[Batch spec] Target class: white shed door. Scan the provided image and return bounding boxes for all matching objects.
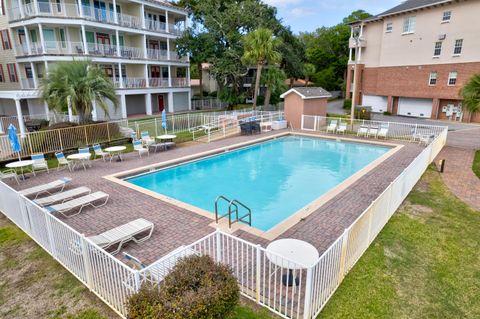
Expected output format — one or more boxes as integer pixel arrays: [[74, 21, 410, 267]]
[[397, 98, 432, 118], [362, 95, 388, 113]]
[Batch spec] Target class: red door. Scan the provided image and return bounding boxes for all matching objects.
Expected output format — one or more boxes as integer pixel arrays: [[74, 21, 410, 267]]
[[158, 95, 164, 112]]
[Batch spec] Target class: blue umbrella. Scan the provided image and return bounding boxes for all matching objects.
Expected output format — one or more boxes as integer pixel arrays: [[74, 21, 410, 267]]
[[7, 124, 21, 160], [161, 109, 167, 133]]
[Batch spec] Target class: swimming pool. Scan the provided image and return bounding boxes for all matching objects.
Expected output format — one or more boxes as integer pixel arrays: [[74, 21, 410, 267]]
[[125, 136, 391, 232]]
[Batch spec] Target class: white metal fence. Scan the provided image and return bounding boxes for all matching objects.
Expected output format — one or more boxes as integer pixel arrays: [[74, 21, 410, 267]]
[[191, 99, 230, 110], [0, 116, 447, 319]]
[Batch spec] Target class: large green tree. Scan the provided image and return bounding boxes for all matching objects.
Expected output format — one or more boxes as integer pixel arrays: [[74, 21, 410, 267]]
[[460, 74, 480, 116], [40, 60, 118, 123], [242, 28, 282, 109], [302, 63, 316, 87], [261, 66, 287, 107]]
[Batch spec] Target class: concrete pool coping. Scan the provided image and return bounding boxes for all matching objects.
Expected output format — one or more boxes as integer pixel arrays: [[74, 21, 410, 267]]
[[105, 131, 403, 240]]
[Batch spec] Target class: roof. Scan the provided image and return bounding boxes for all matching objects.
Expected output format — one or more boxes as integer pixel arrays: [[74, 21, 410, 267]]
[[284, 79, 315, 87], [280, 87, 332, 100], [190, 79, 200, 86]]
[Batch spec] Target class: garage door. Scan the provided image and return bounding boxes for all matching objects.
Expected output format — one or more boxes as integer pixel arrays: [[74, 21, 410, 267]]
[[362, 95, 388, 113], [397, 98, 432, 118]]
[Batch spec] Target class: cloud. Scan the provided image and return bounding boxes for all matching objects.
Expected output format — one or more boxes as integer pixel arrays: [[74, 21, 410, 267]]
[[291, 7, 315, 17], [263, 0, 301, 8]]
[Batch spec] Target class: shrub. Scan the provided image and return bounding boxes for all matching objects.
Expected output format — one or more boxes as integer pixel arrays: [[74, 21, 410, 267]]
[[355, 106, 371, 120], [343, 99, 352, 110], [383, 111, 392, 116], [127, 255, 239, 319]]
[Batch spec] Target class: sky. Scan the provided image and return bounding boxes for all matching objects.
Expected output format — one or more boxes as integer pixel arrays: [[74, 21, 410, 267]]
[[263, 0, 405, 33]]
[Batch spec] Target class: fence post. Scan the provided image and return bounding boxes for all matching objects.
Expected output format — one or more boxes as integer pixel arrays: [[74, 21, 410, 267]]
[[44, 214, 58, 258], [58, 129, 64, 150], [313, 116, 317, 131], [106, 122, 111, 141], [134, 271, 141, 292], [255, 244, 261, 303], [215, 229, 221, 263], [366, 208, 374, 244], [27, 133, 34, 156], [338, 228, 349, 284], [154, 118, 158, 136], [135, 123, 140, 137], [84, 126, 88, 145], [172, 115, 175, 132], [187, 113, 190, 130], [303, 266, 314, 319], [301, 115, 304, 130], [80, 236, 94, 290]]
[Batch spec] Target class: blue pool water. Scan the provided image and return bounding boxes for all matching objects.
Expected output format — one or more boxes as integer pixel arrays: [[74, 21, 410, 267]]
[[126, 136, 390, 231]]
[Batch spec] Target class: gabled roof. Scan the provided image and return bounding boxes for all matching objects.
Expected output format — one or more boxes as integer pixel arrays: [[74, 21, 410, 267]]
[[280, 87, 331, 100], [378, 0, 452, 17]]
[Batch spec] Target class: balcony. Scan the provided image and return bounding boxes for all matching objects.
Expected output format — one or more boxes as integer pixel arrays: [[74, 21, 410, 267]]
[[123, 77, 147, 88], [171, 77, 188, 87], [147, 48, 168, 60], [149, 78, 169, 87], [169, 51, 189, 63], [8, 3, 185, 37], [349, 37, 367, 49], [119, 46, 144, 59], [20, 78, 36, 89]]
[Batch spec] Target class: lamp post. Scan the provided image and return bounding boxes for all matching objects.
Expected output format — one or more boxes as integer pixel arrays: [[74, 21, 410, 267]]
[[350, 26, 362, 122]]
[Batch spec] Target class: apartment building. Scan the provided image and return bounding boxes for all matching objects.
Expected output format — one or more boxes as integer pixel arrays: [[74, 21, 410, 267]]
[[346, 0, 480, 123], [0, 0, 190, 124]]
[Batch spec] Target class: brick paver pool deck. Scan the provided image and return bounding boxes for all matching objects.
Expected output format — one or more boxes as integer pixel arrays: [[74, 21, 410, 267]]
[[9, 130, 424, 264]]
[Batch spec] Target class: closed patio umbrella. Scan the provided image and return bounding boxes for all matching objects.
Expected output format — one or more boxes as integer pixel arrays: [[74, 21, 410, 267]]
[[7, 124, 21, 160], [161, 109, 167, 134]]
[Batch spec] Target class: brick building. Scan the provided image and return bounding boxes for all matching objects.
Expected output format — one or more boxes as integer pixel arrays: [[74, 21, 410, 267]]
[[346, 0, 480, 123]]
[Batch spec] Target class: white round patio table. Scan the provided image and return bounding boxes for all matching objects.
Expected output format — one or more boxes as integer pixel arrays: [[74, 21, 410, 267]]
[[266, 239, 319, 286], [105, 146, 127, 162], [67, 153, 92, 171], [6, 160, 34, 179], [156, 134, 177, 142]]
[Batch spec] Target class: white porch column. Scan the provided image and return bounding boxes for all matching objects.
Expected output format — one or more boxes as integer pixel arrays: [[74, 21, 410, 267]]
[[77, 0, 84, 17], [44, 61, 49, 73], [118, 63, 124, 88], [186, 65, 190, 86], [145, 93, 152, 115], [43, 101, 49, 120], [24, 26, 32, 55], [168, 65, 172, 87], [30, 62, 38, 88], [166, 38, 170, 60], [142, 34, 147, 58], [14, 99, 27, 137], [140, 4, 145, 29], [38, 23, 46, 53], [91, 99, 98, 121], [144, 64, 149, 88], [81, 25, 88, 54], [67, 96, 74, 122], [112, 0, 118, 24], [115, 30, 121, 57], [120, 94, 127, 118], [32, 0, 38, 14], [187, 90, 192, 110], [165, 10, 169, 33], [167, 91, 174, 113], [18, 0, 25, 18]]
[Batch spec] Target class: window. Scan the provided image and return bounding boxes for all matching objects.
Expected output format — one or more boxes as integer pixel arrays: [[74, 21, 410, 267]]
[[0, 29, 11, 50], [386, 22, 393, 33], [402, 16, 416, 34], [0, 65, 4, 82], [448, 71, 457, 86], [433, 41, 442, 57], [6, 63, 17, 82], [25, 66, 33, 79], [429, 72, 437, 86], [442, 11, 451, 22], [453, 39, 463, 55]]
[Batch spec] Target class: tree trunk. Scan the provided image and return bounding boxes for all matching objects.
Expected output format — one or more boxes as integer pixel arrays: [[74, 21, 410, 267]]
[[264, 87, 272, 108], [289, 77, 294, 88], [305, 76, 309, 87], [252, 64, 262, 110], [197, 62, 203, 95]]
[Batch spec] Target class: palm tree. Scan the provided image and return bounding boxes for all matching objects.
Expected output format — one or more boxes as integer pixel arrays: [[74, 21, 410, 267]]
[[261, 67, 287, 107], [303, 63, 316, 87], [242, 28, 282, 109], [460, 74, 480, 117], [41, 60, 118, 123]]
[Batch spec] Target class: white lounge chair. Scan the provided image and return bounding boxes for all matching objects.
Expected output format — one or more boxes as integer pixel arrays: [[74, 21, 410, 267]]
[[133, 140, 149, 157], [31, 153, 49, 175], [19, 177, 72, 199], [34, 186, 91, 207], [326, 120, 337, 133], [93, 144, 109, 162], [377, 123, 390, 139], [87, 218, 154, 255], [337, 122, 347, 134], [140, 131, 155, 146], [1, 169, 19, 185], [45, 191, 109, 217], [55, 152, 72, 171], [368, 125, 379, 138], [357, 125, 369, 137]]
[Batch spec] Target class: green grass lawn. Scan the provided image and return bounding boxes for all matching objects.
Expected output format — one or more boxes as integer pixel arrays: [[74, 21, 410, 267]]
[[473, 150, 480, 179], [320, 167, 480, 318], [1, 167, 479, 318]]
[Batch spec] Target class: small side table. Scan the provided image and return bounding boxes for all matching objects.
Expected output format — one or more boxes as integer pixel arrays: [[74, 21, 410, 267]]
[[105, 146, 127, 162], [6, 160, 34, 180]]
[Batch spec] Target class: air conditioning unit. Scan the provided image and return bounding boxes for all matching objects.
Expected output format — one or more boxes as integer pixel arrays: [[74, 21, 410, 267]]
[[438, 34, 446, 40]]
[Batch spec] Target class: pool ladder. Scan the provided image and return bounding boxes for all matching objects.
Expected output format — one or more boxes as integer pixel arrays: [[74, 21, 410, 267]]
[[215, 195, 252, 228]]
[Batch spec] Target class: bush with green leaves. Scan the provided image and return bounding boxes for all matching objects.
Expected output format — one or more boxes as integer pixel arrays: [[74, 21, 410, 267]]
[[343, 99, 352, 110], [127, 255, 239, 319]]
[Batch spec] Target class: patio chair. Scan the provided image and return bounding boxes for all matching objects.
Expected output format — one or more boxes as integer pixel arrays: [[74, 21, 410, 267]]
[[79, 147, 92, 166], [357, 124, 369, 137], [326, 120, 338, 133], [140, 131, 155, 146], [87, 218, 154, 255], [0, 169, 19, 185], [45, 191, 109, 218], [377, 123, 390, 139], [368, 125, 379, 138], [133, 140, 149, 157], [55, 152, 72, 171], [130, 132, 137, 141], [31, 153, 49, 175], [336, 122, 347, 134], [19, 177, 72, 198], [34, 186, 91, 207], [93, 144, 108, 161]]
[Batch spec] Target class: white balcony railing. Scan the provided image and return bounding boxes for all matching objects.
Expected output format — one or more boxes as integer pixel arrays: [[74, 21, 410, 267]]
[[147, 48, 168, 60], [20, 78, 36, 89], [87, 43, 117, 56], [145, 19, 167, 33], [149, 78, 169, 87], [171, 77, 188, 87], [44, 41, 84, 55], [168, 24, 185, 36], [169, 51, 188, 62], [123, 77, 147, 88], [117, 13, 142, 28], [82, 6, 116, 24], [119, 46, 143, 59]]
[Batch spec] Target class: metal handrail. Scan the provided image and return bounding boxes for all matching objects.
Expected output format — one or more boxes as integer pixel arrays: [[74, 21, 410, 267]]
[[230, 199, 251, 227], [215, 195, 252, 228]]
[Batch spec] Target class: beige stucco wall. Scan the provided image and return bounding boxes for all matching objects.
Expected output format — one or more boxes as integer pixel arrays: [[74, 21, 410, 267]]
[[0, 13, 20, 90], [360, 0, 480, 67]]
